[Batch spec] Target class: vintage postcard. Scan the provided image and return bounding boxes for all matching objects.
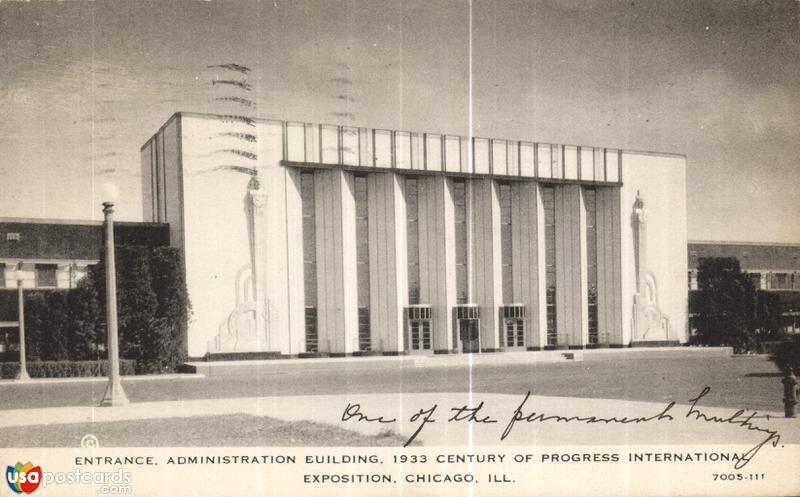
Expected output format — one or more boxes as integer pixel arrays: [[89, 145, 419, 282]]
[[1, 0, 799, 495]]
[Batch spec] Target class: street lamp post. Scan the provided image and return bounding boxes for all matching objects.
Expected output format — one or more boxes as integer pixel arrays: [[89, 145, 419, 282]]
[[99, 201, 129, 406], [14, 266, 30, 381]]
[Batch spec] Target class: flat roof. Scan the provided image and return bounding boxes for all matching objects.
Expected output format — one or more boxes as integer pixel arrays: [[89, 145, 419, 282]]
[[688, 241, 800, 270], [0, 220, 170, 261], [144, 111, 686, 160], [0, 217, 167, 227]]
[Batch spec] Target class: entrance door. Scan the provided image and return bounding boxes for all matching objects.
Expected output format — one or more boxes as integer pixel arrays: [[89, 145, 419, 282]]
[[408, 320, 432, 353], [504, 318, 525, 348], [459, 319, 480, 353]]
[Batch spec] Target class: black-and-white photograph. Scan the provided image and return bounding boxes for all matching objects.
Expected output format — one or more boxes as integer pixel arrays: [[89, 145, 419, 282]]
[[0, 1, 798, 495]]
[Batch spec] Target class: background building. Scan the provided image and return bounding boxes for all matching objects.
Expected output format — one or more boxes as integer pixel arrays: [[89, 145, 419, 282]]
[[688, 241, 800, 334], [0, 219, 169, 291], [142, 112, 688, 358], [0, 218, 169, 352]]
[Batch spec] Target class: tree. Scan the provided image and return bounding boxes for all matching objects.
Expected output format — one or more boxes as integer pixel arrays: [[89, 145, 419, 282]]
[[64, 277, 102, 360], [21, 292, 46, 361], [92, 245, 190, 373], [147, 247, 190, 371], [39, 291, 70, 360], [695, 257, 755, 352], [753, 290, 784, 340], [114, 246, 158, 372]]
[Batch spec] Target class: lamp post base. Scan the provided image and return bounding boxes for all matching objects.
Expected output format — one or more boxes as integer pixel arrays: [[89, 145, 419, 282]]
[[16, 370, 30, 382], [99, 380, 129, 407]]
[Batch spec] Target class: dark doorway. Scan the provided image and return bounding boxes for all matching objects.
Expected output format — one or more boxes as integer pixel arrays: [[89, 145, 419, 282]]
[[459, 319, 480, 353]]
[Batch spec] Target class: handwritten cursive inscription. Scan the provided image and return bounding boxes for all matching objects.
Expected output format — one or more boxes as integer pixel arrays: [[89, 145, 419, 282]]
[[341, 403, 397, 424], [500, 391, 676, 441], [339, 387, 782, 468], [685, 386, 779, 469]]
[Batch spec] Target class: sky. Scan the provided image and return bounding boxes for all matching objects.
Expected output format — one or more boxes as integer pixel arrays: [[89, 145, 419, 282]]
[[0, 0, 798, 242]]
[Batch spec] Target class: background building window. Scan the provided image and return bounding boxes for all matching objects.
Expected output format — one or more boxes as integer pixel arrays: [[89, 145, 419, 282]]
[[35, 264, 57, 288], [0, 263, 5, 288], [772, 272, 790, 290]]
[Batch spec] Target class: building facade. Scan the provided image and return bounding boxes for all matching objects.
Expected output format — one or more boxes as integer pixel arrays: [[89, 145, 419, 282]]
[[142, 112, 688, 358]]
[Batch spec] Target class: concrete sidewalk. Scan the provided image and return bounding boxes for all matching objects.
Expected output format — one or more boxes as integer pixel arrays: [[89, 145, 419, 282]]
[[187, 346, 734, 376], [1, 391, 796, 449], [0, 347, 734, 384]]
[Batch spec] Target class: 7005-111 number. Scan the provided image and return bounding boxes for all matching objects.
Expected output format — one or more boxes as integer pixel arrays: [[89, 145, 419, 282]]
[[713, 473, 765, 481]]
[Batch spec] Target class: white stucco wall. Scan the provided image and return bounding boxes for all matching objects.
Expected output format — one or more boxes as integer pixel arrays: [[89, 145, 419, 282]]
[[620, 151, 688, 344], [172, 114, 304, 357]]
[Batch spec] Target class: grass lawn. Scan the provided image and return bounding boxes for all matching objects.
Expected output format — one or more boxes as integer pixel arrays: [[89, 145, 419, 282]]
[[0, 414, 408, 447]]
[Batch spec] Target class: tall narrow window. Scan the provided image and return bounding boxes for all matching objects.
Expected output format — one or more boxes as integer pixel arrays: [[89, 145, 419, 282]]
[[0, 263, 5, 288], [543, 186, 557, 346], [354, 175, 371, 351], [300, 172, 318, 352], [453, 180, 468, 304], [405, 177, 421, 304], [585, 188, 599, 345], [499, 182, 513, 302]]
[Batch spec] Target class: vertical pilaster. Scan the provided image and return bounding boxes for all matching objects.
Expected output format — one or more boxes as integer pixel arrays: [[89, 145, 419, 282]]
[[367, 173, 409, 353], [511, 181, 544, 349], [472, 179, 503, 351], [555, 185, 587, 348], [284, 168, 306, 354], [596, 186, 623, 345], [260, 165, 305, 354], [418, 175, 457, 352], [315, 169, 358, 354]]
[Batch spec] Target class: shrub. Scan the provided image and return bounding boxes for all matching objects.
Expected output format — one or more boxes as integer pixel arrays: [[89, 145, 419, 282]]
[[0, 360, 136, 379], [18, 288, 103, 362], [771, 336, 800, 376]]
